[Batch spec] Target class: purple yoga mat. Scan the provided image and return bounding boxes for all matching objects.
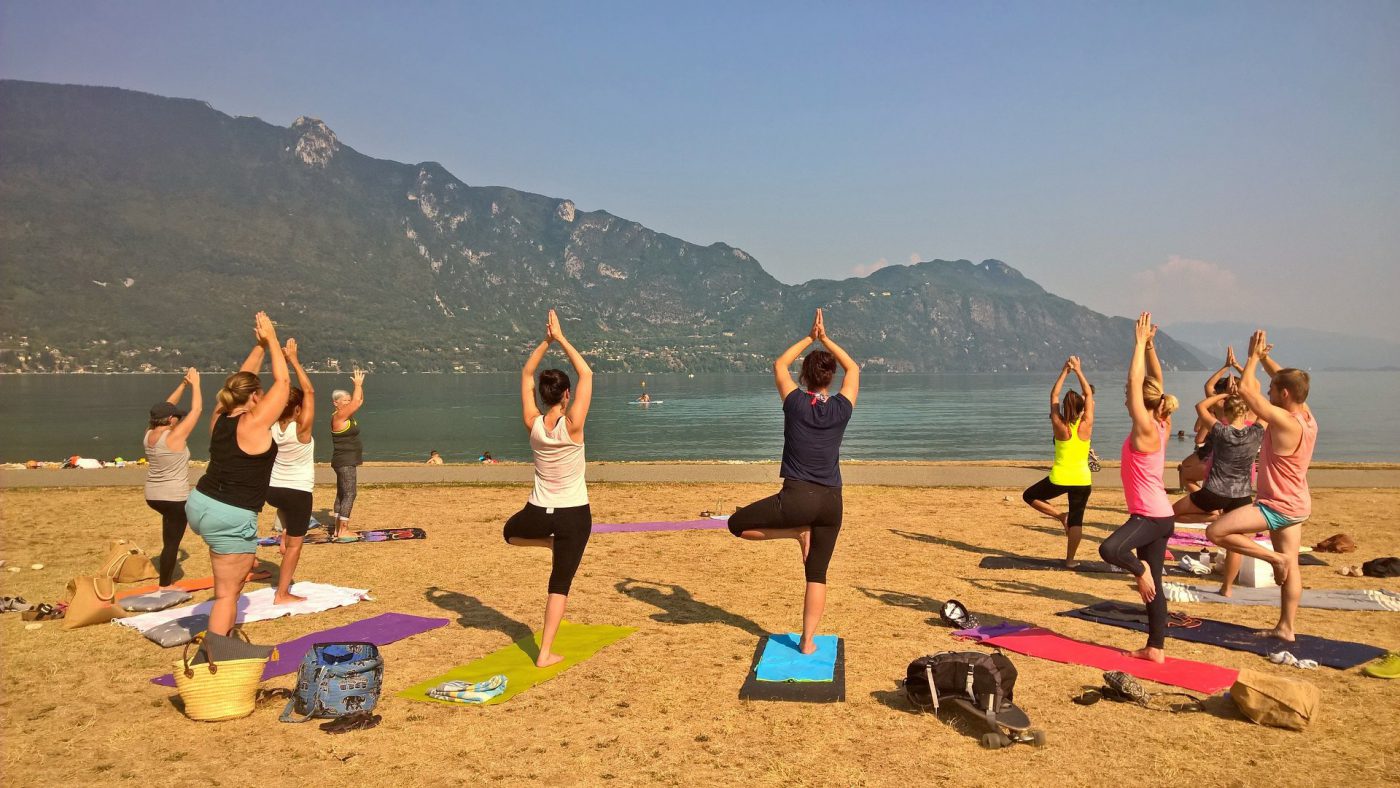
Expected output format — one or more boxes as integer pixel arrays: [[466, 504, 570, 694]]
[[151, 612, 449, 687], [591, 518, 730, 534]]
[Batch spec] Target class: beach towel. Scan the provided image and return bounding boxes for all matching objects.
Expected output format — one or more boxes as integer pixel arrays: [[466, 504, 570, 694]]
[[118, 589, 192, 612], [1059, 601, 1388, 669], [114, 570, 271, 601], [398, 622, 635, 707], [754, 634, 839, 682], [258, 528, 427, 547], [978, 555, 1200, 577], [1168, 531, 1270, 549], [150, 612, 448, 686], [1163, 582, 1400, 612], [953, 623, 1238, 694], [591, 518, 730, 535], [116, 582, 371, 646]]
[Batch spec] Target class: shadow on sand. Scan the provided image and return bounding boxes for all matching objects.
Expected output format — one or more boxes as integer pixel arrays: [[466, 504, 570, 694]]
[[424, 587, 533, 644], [615, 579, 766, 638]]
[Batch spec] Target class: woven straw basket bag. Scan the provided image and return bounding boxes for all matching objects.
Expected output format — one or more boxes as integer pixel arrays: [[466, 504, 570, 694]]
[[173, 631, 277, 722]]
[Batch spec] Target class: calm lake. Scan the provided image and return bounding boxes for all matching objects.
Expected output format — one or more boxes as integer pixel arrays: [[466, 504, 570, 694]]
[[1, 371, 1395, 464]]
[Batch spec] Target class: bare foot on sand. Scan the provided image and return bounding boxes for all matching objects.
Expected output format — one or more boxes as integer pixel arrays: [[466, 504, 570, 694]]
[[1259, 626, 1296, 643], [1134, 573, 1157, 604], [273, 592, 307, 605], [1129, 646, 1166, 663], [535, 652, 565, 669]]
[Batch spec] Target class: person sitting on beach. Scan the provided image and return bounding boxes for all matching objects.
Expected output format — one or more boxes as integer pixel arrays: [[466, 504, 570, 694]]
[[727, 308, 859, 655], [266, 338, 315, 605], [1021, 356, 1094, 567], [427, 450, 444, 465], [1098, 313, 1178, 663], [1179, 349, 1245, 492], [329, 370, 365, 540], [185, 312, 289, 636], [1207, 332, 1317, 642], [144, 367, 202, 588], [478, 451, 497, 464], [504, 309, 595, 668]]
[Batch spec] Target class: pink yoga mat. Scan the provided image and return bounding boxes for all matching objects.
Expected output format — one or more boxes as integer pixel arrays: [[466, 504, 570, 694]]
[[592, 518, 729, 534], [150, 612, 448, 687], [955, 624, 1238, 694]]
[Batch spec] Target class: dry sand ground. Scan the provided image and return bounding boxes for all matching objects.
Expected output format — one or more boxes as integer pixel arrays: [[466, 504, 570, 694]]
[[2, 482, 1398, 787]]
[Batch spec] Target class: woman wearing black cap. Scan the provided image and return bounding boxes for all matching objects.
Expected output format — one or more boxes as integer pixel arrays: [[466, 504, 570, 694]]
[[144, 367, 202, 587]]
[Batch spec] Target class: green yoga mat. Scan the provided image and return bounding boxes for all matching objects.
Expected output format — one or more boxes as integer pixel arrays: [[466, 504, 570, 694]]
[[398, 622, 636, 706]]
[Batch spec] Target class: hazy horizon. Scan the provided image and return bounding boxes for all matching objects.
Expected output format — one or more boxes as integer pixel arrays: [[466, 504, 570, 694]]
[[2, 2, 1396, 340]]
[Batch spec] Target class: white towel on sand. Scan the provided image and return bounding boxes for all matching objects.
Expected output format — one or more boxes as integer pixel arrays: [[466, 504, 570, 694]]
[[114, 582, 370, 633]]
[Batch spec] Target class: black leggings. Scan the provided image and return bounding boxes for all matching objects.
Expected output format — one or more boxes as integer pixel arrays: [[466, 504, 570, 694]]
[[145, 498, 188, 586], [728, 479, 843, 584], [503, 502, 592, 596], [1021, 477, 1091, 527], [1098, 514, 1174, 648], [332, 465, 358, 520], [265, 487, 313, 537]]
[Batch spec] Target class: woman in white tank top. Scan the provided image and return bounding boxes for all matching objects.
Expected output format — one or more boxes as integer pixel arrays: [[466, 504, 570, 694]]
[[503, 310, 594, 668], [264, 339, 316, 604]]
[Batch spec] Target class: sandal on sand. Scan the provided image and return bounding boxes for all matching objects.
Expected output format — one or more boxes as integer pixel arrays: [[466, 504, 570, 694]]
[[320, 711, 381, 734], [21, 603, 62, 621], [1, 596, 32, 613]]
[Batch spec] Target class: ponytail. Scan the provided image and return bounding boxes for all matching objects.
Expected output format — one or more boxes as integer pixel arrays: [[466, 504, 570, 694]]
[[218, 371, 261, 413], [1141, 377, 1178, 420]]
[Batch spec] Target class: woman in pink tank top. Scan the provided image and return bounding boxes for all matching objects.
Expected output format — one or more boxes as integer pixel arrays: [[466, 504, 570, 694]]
[[1098, 313, 1179, 663], [1207, 330, 1317, 642]]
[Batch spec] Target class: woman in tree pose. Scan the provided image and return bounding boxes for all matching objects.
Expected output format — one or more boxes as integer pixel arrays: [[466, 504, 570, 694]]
[[728, 308, 859, 654], [329, 369, 366, 540], [505, 309, 595, 668], [1021, 356, 1095, 567], [185, 312, 289, 635], [265, 338, 316, 604], [144, 367, 203, 587], [1097, 313, 1178, 663]]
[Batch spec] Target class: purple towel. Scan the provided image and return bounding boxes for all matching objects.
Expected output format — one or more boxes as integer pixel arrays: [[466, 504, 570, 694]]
[[592, 518, 729, 534], [152, 612, 448, 686], [951, 622, 1034, 641]]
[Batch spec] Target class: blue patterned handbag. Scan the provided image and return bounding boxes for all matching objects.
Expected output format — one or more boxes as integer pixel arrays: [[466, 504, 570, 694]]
[[279, 642, 383, 722]]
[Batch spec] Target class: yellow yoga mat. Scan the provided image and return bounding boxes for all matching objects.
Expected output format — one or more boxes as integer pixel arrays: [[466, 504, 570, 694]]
[[398, 621, 636, 706]]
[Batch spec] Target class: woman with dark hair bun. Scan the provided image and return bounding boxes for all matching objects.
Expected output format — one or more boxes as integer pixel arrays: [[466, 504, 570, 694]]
[[504, 309, 595, 668], [265, 338, 315, 604], [727, 308, 859, 654], [144, 367, 202, 586], [1021, 356, 1095, 567]]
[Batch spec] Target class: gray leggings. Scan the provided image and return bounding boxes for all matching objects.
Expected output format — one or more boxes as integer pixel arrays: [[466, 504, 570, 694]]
[[333, 465, 358, 521]]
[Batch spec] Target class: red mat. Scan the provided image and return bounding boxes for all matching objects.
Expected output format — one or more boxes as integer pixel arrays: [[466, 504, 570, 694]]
[[956, 624, 1238, 694], [115, 570, 271, 600]]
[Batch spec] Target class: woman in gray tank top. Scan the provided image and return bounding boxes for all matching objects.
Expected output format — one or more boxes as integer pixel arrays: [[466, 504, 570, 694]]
[[144, 368, 202, 586], [329, 369, 366, 540]]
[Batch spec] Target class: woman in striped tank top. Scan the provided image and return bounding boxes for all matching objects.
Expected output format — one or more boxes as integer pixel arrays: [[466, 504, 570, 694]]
[[504, 309, 594, 668], [1098, 313, 1179, 663]]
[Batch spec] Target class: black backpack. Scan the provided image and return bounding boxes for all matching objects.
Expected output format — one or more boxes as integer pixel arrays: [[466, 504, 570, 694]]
[[904, 651, 1017, 713]]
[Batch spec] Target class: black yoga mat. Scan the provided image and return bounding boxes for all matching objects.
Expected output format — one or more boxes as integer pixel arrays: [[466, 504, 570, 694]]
[[738, 637, 846, 703], [978, 553, 1324, 576], [1058, 601, 1387, 669]]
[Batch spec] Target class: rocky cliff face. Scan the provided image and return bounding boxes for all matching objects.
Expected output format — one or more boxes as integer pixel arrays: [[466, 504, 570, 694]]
[[0, 80, 1199, 373]]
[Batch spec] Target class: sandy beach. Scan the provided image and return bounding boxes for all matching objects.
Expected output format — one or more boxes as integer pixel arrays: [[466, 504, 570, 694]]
[[3, 475, 1399, 786]]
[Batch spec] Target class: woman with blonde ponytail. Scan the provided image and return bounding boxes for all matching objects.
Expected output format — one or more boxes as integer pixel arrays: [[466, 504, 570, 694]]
[[1098, 313, 1178, 663], [184, 312, 290, 636]]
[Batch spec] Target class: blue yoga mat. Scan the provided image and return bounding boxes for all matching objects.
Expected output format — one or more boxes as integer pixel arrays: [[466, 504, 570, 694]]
[[755, 634, 838, 682]]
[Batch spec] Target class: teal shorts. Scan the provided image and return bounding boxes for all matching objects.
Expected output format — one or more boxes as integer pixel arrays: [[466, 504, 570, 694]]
[[185, 489, 258, 554], [1257, 502, 1307, 532]]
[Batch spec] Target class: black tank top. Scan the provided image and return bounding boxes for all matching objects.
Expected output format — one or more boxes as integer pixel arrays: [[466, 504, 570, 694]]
[[197, 413, 277, 511], [331, 417, 363, 468]]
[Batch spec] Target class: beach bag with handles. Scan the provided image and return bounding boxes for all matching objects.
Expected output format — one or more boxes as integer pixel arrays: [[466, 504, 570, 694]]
[[101, 539, 157, 583], [62, 575, 130, 629], [280, 642, 383, 722], [173, 630, 277, 722], [1230, 669, 1320, 731]]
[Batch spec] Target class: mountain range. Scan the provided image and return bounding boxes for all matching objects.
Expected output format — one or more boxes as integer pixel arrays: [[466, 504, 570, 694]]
[[0, 80, 1199, 374], [1167, 322, 1400, 372]]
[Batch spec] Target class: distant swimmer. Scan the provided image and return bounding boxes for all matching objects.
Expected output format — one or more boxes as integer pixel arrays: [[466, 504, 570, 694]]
[[1021, 356, 1094, 567], [504, 309, 595, 668], [329, 369, 366, 541], [144, 367, 203, 588], [1098, 313, 1178, 663], [637, 392, 652, 403], [427, 450, 444, 465], [727, 308, 859, 655]]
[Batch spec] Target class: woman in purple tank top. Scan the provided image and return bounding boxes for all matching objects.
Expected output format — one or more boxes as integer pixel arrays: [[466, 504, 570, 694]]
[[1098, 313, 1179, 663]]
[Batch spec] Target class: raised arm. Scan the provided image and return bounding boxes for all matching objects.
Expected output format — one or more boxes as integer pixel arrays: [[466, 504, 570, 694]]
[[239, 342, 265, 375], [166, 368, 203, 449], [1070, 356, 1094, 430], [1195, 391, 1229, 432], [1144, 322, 1163, 384], [1258, 341, 1283, 378], [285, 339, 316, 440], [773, 310, 820, 400], [1049, 361, 1070, 425], [1127, 313, 1159, 452], [549, 310, 594, 433], [244, 312, 289, 432], [814, 309, 860, 408], [1203, 348, 1236, 398], [339, 370, 366, 420], [520, 335, 549, 430], [1238, 330, 1295, 431]]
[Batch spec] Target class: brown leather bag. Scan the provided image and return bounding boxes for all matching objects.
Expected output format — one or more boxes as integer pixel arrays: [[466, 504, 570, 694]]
[[101, 539, 158, 583], [1230, 669, 1320, 730], [1312, 533, 1357, 554], [62, 576, 130, 629]]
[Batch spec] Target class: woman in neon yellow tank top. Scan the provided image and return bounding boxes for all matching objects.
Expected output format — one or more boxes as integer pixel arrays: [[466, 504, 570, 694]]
[[1021, 356, 1095, 567]]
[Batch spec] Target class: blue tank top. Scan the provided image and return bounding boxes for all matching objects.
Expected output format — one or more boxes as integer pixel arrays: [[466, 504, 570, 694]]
[[779, 389, 853, 487]]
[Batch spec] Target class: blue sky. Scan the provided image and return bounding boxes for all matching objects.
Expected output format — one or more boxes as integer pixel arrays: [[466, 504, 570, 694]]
[[3, 1, 1397, 339]]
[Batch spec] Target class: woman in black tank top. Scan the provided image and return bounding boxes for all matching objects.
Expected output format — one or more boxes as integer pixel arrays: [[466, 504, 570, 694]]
[[187, 312, 290, 636]]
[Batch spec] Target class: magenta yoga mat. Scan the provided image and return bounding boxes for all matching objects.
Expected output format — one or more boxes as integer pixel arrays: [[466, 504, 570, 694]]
[[591, 518, 729, 534]]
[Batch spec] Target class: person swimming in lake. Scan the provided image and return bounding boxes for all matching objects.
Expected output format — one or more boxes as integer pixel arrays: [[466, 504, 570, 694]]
[[504, 309, 595, 668], [727, 308, 859, 655], [1021, 356, 1094, 567], [427, 450, 444, 465]]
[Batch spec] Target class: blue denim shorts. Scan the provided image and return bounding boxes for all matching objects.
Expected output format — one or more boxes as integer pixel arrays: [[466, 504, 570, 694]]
[[1257, 502, 1307, 532], [185, 488, 258, 554]]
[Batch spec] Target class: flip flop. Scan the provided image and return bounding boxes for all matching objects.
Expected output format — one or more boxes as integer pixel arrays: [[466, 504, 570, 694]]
[[320, 711, 381, 734], [1, 596, 32, 613], [21, 603, 62, 621]]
